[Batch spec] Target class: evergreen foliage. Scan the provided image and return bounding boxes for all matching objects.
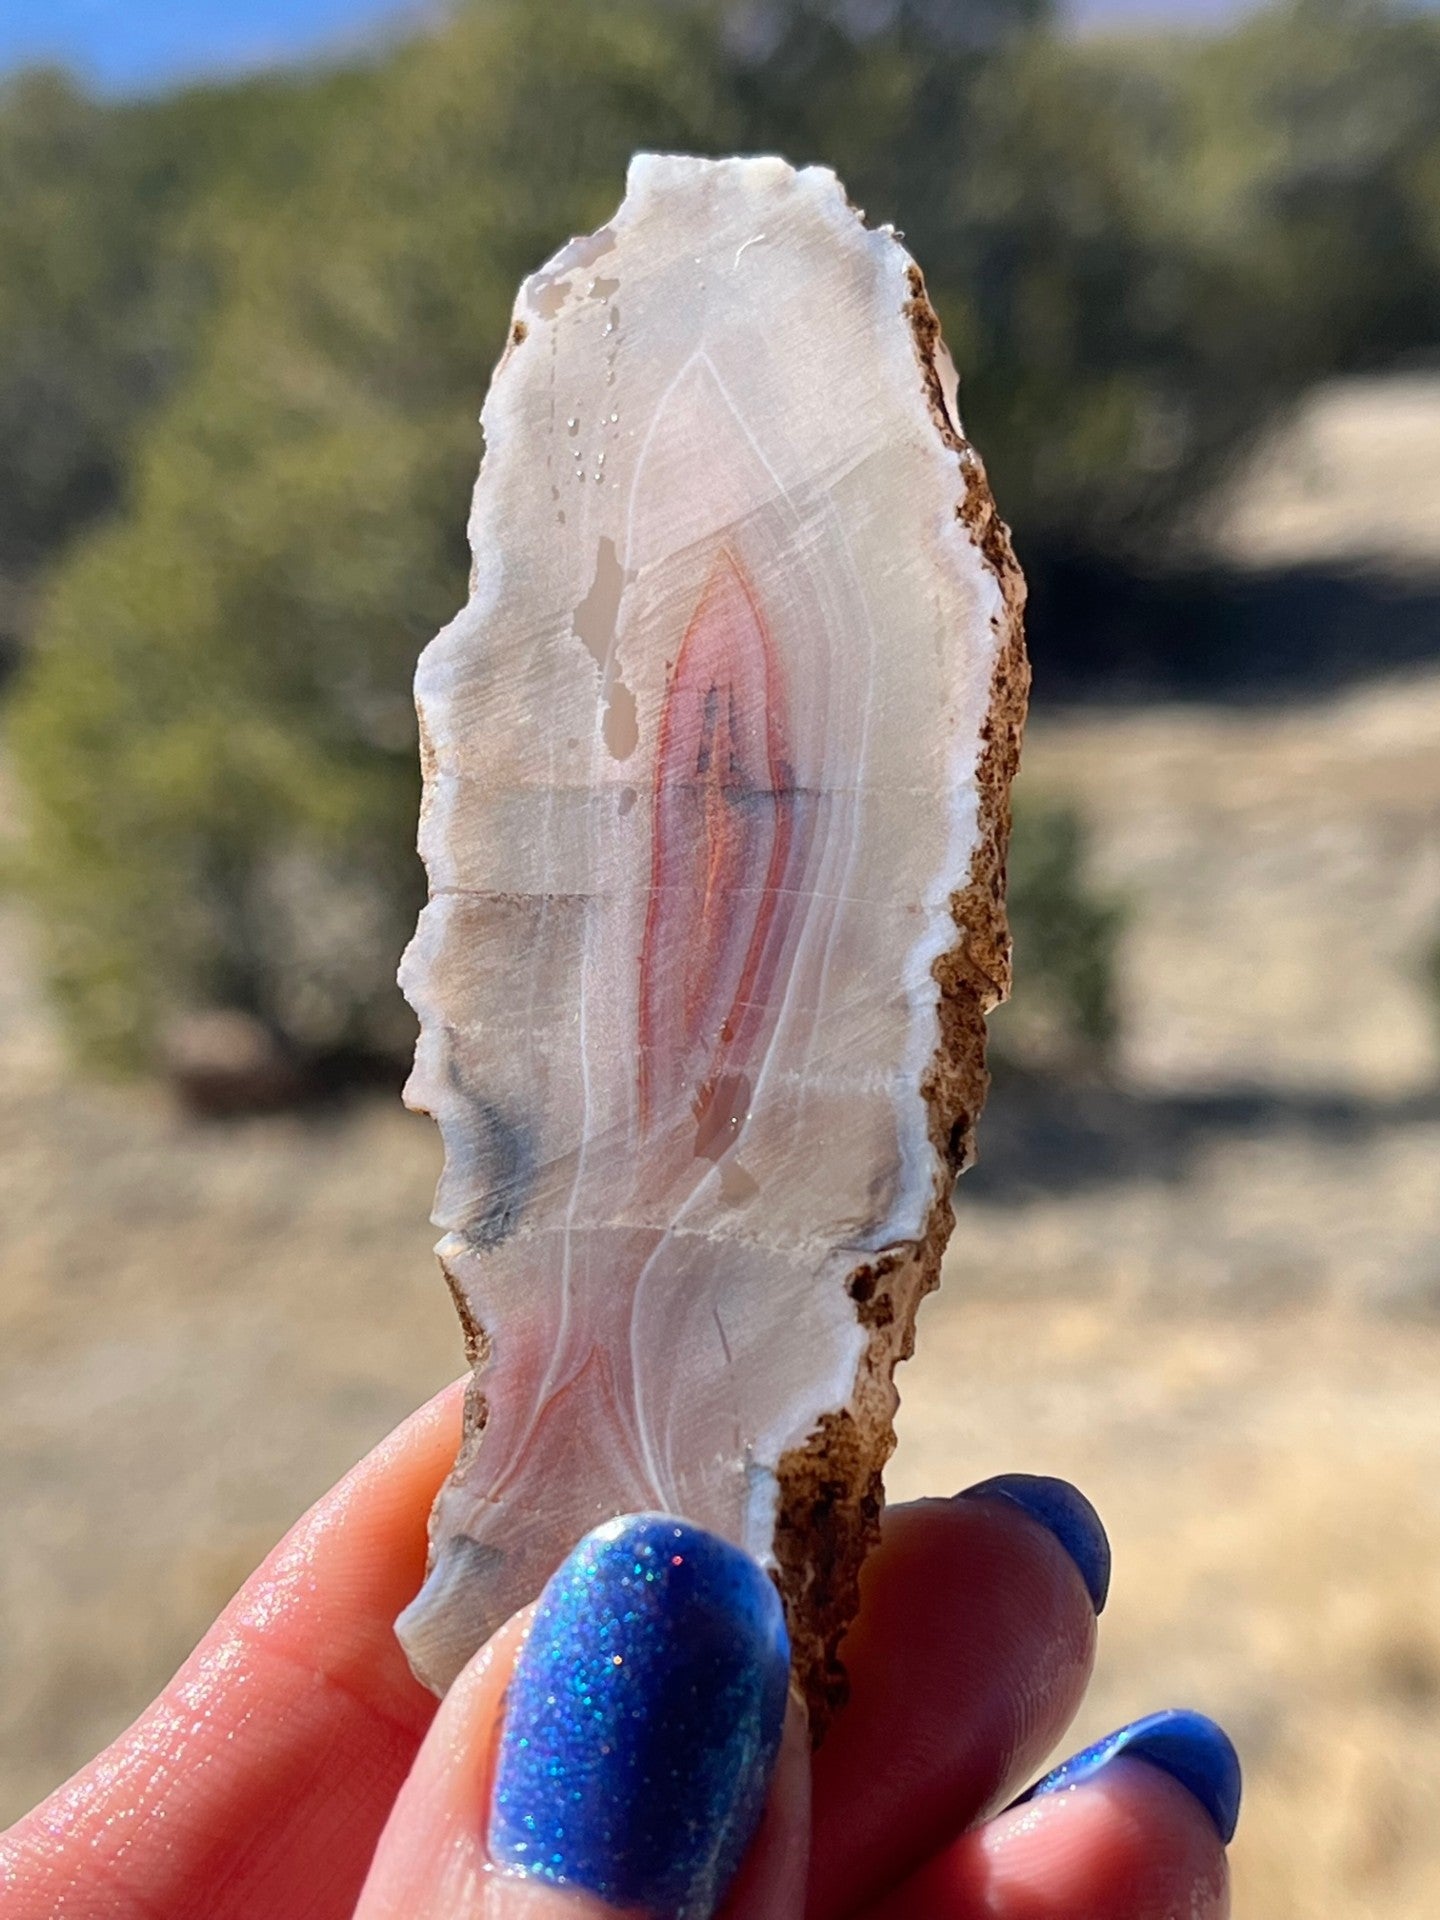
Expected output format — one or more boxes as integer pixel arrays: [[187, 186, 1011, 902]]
[[998, 794, 1126, 1068], [2, 0, 1437, 1073]]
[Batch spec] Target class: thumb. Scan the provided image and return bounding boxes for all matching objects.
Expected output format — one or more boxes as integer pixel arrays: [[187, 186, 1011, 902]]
[[354, 1514, 808, 1920]]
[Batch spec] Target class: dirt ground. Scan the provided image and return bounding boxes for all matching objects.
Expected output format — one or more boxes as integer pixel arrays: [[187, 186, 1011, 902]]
[[3, 662, 1439, 1917]]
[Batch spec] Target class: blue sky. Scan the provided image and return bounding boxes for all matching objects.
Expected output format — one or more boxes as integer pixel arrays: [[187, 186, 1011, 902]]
[[0, 0, 1263, 94], [0, 1, 435, 93]]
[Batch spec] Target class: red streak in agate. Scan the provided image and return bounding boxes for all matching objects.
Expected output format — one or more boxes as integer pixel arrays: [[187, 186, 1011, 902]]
[[638, 551, 794, 1145]]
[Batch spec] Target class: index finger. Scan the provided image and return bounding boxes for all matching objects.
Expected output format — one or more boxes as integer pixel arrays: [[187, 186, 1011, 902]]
[[0, 1379, 465, 1920]]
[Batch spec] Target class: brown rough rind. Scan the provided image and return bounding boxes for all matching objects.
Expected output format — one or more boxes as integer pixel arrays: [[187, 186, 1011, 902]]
[[396, 162, 1030, 1710], [771, 264, 1029, 1732]]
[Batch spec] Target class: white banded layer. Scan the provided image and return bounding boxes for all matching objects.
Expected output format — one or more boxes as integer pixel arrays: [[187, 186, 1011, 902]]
[[396, 154, 1026, 1704]]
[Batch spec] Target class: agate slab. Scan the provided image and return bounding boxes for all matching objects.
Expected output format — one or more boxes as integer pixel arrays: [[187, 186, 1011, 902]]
[[397, 154, 1027, 1716]]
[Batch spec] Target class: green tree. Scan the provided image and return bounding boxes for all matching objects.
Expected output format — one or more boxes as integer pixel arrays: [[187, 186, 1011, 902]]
[[6, 0, 1439, 1077], [1183, 0, 1440, 379], [0, 57, 378, 660], [997, 794, 1127, 1067], [727, 0, 1307, 553], [7, 0, 732, 1069]]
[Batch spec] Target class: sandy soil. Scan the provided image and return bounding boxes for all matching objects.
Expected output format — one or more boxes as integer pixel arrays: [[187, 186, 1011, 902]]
[[3, 670, 1439, 1917], [1204, 374, 1440, 576]]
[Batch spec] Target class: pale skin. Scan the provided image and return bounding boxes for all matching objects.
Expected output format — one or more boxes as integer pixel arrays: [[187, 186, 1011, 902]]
[[0, 1381, 1229, 1919]]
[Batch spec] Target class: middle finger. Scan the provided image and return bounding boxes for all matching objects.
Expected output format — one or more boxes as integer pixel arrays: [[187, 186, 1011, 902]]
[[809, 1481, 1107, 1919]]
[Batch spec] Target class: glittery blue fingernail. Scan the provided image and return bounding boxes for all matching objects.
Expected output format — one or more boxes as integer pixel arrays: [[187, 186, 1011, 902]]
[[489, 1514, 790, 1918], [958, 1473, 1112, 1613], [1016, 1708, 1242, 1843]]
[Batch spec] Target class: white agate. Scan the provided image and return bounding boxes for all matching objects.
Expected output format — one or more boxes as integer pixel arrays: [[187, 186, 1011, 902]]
[[397, 154, 1026, 1709]]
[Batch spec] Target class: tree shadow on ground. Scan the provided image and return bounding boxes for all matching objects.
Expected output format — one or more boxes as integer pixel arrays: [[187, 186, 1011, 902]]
[[966, 1063, 1440, 1206], [1027, 556, 1440, 707]]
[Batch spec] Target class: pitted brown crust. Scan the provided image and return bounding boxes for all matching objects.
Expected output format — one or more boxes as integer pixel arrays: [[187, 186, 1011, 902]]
[[771, 265, 1029, 1734]]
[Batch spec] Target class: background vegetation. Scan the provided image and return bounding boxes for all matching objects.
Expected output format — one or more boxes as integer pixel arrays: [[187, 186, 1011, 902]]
[[2, 0, 1438, 1075], [6, 20, 1439, 1912]]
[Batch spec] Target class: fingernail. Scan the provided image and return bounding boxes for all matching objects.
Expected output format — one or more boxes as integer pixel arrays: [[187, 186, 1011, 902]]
[[489, 1513, 790, 1918], [1016, 1708, 1243, 1843], [957, 1473, 1112, 1613]]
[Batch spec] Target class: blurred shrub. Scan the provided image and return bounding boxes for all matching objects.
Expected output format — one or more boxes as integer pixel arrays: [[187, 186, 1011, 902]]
[[4, 0, 1439, 1074], [0, 60, 376, 662], [7, 0, 728, 1070], [724, 0, 1328, 552], [0, 68, 183, 660], [1181, 0, 1440, 380], [997, 794, 1127, 1069]]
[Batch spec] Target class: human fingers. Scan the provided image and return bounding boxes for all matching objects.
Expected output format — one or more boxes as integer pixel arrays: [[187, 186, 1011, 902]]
[[0, 1379, 466, 1920], [856, 1711, 1239, 1920], [356, 1514, 806, 1920], [809, 1477, 1108, 1919]]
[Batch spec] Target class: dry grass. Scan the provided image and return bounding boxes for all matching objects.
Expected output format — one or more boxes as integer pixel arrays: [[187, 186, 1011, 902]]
[[2, 1030, 1438, 1916], [895, 1289, 1440, 1920], [3, 664, 1439, 1913]]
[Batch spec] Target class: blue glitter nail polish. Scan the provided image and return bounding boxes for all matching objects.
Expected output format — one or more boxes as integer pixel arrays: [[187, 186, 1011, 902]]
[[489, 1513, 790, 1918], [1016, 1708, 1243, 1843], [958, 1473, 1112, 1613]]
